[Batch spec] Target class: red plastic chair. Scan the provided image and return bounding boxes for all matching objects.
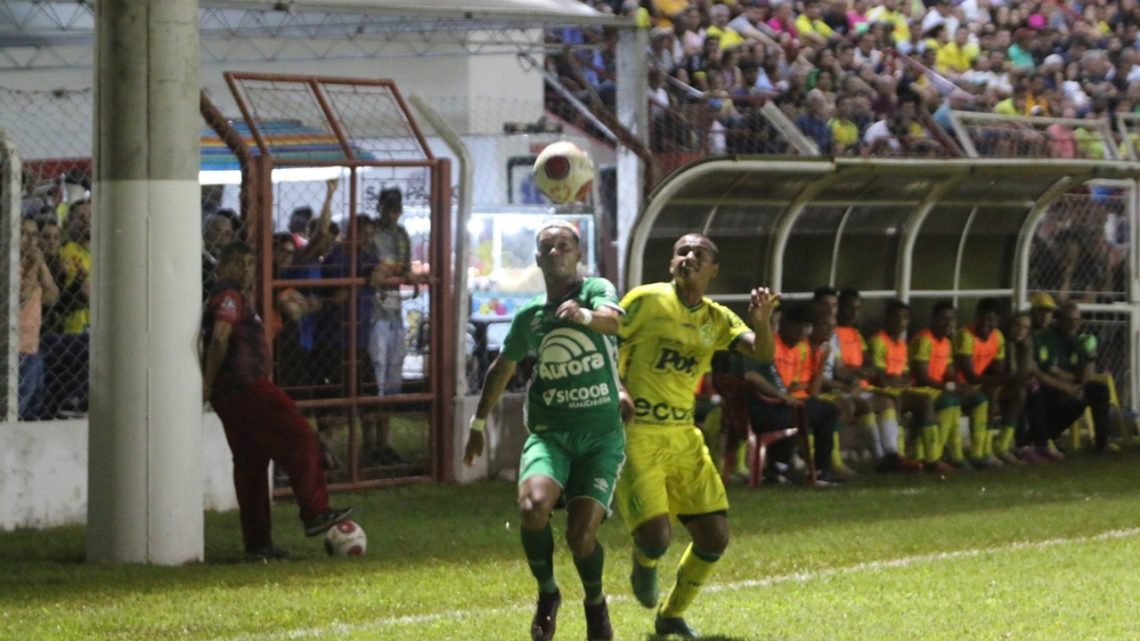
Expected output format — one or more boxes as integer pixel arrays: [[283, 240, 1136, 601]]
[[712, 373, 813, 487]]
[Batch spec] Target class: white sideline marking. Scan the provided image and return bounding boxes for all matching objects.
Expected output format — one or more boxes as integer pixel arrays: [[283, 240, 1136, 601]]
[[206, 527, 1140, 641]]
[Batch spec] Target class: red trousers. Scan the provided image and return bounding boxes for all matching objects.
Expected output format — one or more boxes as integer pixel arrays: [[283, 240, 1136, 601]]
[[213, 377, 330, 550]]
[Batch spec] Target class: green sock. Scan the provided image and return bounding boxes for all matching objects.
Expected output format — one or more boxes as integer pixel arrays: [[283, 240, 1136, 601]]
[[573, 540, 605, 604], [521, 524, 558, 594]]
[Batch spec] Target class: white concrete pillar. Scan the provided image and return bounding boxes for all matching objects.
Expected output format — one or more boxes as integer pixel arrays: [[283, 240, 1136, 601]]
[[615, 28, 647, 289], [87, 0, 203, 564]]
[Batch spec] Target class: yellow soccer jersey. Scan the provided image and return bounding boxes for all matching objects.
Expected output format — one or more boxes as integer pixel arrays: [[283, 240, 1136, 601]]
[[619, 282, 752, 427]]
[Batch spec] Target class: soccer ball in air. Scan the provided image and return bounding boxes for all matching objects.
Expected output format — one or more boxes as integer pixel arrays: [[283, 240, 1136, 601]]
[[324, 520, 367, 557], [533, 141, 595, 204]]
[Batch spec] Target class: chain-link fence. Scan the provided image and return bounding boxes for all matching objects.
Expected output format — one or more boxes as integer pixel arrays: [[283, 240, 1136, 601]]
[[0, 87, 93, 421]]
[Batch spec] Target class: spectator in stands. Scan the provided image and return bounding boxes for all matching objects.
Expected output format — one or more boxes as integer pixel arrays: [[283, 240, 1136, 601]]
[[19, 217, 58, 420], [203, 208, 239, 298], [45, 199, 92, 418], [796, 88, 834, 152], [707, 4, 745, 51]]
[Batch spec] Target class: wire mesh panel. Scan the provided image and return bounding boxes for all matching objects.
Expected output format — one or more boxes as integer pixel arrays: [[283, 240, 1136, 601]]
[[0, 88, 93, 421], [1028, 185, 1131, 305], [223, 73, 454, 486], [950, 112, 1120, 160]]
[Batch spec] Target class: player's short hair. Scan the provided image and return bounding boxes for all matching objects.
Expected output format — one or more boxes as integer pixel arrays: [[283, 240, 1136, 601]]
[[885, 299, 910, 316], [813, 285, 839, 301], [838, 287, 861, 305], [673, 233, 719, 263], [219, 241, 253, 266], [932, 299, 956, 317], [975, 297, 1002, 317], [535, 219, 580, 246]]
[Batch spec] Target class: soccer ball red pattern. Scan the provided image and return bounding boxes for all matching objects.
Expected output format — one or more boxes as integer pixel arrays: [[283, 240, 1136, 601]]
[[533, 141, 595, 204], [324, 520, 367, 557]]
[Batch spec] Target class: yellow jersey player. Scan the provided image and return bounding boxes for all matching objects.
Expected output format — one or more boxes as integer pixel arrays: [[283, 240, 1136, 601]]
[[615, 233, 778, 638]]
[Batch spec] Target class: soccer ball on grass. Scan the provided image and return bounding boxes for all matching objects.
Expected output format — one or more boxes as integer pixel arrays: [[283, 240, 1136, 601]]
[[533, 141, 595, 204], [324, 520, 367, 557]]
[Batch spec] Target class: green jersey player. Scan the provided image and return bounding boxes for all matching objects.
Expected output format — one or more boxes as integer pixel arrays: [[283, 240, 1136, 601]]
[[464, 220, 625, 641]]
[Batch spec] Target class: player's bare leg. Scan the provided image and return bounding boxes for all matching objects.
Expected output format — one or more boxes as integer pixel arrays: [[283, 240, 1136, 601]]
[[519, 476, 562, 641], [567, 498, 612, 641]]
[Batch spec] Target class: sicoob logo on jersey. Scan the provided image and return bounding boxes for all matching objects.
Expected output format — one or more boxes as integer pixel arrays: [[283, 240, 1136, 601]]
[[537, 327, 612, 408]]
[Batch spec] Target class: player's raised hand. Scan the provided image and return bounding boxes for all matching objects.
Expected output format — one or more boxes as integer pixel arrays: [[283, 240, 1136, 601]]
[[748, 287, 780, 324], [463, 429, 485, 466]]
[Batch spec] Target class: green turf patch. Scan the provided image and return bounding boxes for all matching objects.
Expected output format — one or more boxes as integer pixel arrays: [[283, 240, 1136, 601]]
[[1, 451, 1138, 640]]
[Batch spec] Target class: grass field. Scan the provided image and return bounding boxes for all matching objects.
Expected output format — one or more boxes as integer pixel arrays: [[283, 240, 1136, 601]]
[[3, 451, 1140, 641]]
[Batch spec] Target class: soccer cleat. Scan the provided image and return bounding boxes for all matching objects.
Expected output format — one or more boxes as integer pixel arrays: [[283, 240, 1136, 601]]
[[583, 598, 613, 641], [530, 589, 561, 641], [302, 507, 354, 537], [654, 613, 699, 638], [243, 545, 289, 562], [630, 552, 660, 609], [896, 456, 923, 472], [998, 450, 1025, 465], [1038, 445, 1065, 461], [923, 460, 954, 474]]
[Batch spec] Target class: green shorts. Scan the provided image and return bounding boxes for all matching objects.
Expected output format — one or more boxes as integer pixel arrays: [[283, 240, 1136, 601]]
[[519, 422, 626, 512]]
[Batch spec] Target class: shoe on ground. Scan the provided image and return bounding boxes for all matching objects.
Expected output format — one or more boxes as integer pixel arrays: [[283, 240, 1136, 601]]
[[998, 450, 1024, 465], [924, 460, 955, 474], [1019, 448, 1048, 464], [244, 545, 289, 562], [302, 506, 354, 537], [948, 458, 974, 471], [1100, 441, 1123, 454], [896, 455, 923, 472], [830, 462, 858, 479], [530, 589, 561, 641], [655, 613, 699, 638], [1038, 445, 1065, 461], [630, 552, 659, 609], [985, 454, 1004, 468], [583, 598, 613, 641], [816, 470, 848, 486]]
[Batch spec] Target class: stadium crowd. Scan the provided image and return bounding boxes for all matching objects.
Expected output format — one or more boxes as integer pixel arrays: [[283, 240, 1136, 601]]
[[560, 0, 1140, 156]]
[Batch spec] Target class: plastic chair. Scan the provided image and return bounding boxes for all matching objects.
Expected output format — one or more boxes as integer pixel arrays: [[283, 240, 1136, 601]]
[[712, 373, 813, 487]]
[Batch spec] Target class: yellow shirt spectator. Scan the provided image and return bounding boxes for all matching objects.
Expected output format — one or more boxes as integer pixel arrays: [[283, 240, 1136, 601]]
[[59, 241, 91, 334], [652, 0, 688, 26], [935, 41, 978, 74], [866, 6, 910, 45], [706, 24, 745, 50], [830, 118, 859, 148], [795, 14, 834, 39]]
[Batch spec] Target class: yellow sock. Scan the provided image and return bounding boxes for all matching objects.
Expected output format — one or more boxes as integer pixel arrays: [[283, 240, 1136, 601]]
[[660, 544, 719, 618], [735, 441, 748, 475], [920, 423, 938, 463], [936, 406, 960, 461], [996, 426, 1015, 455], [971, 425, 988, 460], [831, 431, 845, 470], [970, 402, 989, 457]]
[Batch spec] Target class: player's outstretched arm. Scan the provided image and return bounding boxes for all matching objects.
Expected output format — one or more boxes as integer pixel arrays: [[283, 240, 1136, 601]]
[[463, 354, 519, 466], [554, 299, 621, 335], [734, 287, 780, 362]]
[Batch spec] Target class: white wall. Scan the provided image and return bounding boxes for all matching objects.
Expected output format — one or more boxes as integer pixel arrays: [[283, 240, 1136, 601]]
[[0, 413, 237, 531]]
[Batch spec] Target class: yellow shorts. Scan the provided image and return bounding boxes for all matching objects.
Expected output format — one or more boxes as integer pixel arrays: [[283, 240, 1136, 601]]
[[867, 385, 903, 398], [615, 424, 728, 534]]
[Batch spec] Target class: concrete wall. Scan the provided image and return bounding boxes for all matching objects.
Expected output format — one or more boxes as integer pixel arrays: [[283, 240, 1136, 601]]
[[0, 413, 237, 531]]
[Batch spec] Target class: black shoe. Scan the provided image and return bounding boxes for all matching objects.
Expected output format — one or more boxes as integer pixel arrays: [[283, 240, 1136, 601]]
[[654, 613, 698, 638], [530, 589, 561, 641], [584, 598, 613, 641], [244, 545, 289, 562], [302, 507, 354, 537]]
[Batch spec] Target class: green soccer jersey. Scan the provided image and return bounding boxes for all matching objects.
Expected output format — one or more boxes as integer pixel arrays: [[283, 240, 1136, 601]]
[[501, 277, 623, 433]]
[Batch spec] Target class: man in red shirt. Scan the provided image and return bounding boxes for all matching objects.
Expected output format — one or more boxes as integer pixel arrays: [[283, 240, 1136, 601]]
[[202, 242, 352, 561]]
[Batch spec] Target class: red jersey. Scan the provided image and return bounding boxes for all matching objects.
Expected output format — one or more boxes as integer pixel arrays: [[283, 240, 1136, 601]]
[[203, 283, 271, 397]]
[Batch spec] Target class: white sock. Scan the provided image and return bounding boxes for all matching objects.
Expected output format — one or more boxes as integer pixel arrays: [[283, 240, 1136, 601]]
[[878, 415, 899, 457]]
